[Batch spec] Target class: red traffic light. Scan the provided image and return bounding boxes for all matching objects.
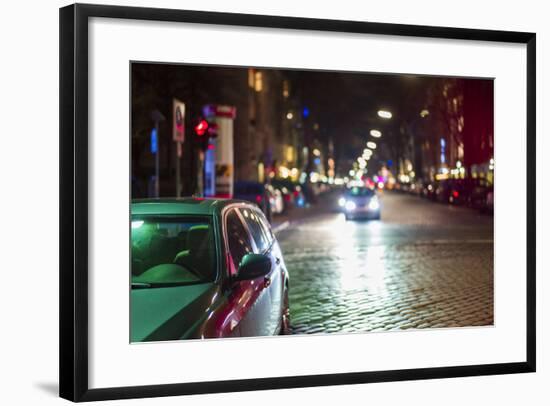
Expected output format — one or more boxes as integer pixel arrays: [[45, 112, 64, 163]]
[[194, 119, 209, 136]]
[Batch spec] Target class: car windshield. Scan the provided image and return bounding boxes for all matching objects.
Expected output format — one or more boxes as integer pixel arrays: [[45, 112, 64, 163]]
[[346, 187, 375, 197], [131, 216, 216, 288]]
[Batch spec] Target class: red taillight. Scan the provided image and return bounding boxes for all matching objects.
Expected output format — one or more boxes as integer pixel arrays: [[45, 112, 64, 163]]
[[255, 195, 262, 203], [452, 191, 459, 198]]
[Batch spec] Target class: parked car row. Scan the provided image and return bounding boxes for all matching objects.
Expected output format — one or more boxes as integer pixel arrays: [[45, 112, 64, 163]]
[[395, 178, 494, 213], [233, 179, 309, 222]]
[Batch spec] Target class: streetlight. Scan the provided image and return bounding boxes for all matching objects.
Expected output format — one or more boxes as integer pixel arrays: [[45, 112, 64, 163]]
[[367, 141, 377, 149], [286, 112, 294, 120], [377, 110, 392, 119], [370, 129, 382, 138], [420, 109, 429, 118]]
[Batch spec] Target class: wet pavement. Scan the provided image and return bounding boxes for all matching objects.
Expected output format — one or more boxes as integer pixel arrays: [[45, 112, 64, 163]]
[[276, 191, 494, 335]]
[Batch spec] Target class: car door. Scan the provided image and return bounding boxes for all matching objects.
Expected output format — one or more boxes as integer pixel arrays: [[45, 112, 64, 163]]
[[224, 208, 273, 337], [238, 207, 283, 335]]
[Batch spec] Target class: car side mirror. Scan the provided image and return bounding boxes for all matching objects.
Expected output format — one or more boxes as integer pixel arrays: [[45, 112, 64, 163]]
[[236, 253, 272, 280]]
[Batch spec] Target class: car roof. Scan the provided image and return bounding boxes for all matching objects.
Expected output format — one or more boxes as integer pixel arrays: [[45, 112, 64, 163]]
[[131, 197, 253, 216]]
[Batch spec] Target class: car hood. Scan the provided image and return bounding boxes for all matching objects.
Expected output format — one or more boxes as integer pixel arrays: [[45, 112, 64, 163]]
[[348, 196, 373, 205], [131, 282, 219, 342]]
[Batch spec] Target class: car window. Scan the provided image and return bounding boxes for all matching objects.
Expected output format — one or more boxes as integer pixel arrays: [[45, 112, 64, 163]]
[[225, 209, 254, 271], [130, 216, 216, 288], [239, 208, 271, 253]]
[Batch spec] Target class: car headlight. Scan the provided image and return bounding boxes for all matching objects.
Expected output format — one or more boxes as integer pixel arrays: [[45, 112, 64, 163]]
[[338, 197, 346, 207], [345, 201, 356, 211], [368, 198, 380, 210]]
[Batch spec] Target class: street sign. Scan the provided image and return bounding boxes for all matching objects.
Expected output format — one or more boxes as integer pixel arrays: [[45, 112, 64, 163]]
[[173, 99, 185, 142]]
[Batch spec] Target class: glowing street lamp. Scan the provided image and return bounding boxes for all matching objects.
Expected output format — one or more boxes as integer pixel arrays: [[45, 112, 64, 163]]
[[377, 110, 392, 119], [370, 129, 382, 138], [367, 141, 377, 149]]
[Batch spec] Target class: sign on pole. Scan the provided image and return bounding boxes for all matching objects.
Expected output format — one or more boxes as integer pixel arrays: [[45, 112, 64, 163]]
[[173, 99, 185, 143]]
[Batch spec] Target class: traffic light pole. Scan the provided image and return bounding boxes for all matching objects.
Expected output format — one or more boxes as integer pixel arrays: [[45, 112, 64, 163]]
[[154, 120, 160, 198]]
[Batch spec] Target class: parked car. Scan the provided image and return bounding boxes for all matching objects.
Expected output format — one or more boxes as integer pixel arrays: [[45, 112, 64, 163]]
[[233, 181, 273, 222], [266, 184, 285, 215], [340, 186, 381, 220], [130, 198, 290, 342], [271, 179, 306, 209], [434, 179, 454, 203], [469, 179, 493, 213], [422, 181, 437, 200]]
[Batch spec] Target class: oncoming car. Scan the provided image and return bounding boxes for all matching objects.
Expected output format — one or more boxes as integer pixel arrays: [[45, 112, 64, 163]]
[[338, 186, 381, 220], [131, 198, 290, 342]]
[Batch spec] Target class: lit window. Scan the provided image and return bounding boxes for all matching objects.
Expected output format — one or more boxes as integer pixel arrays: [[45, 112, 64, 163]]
[[254, 71, 263, 92]]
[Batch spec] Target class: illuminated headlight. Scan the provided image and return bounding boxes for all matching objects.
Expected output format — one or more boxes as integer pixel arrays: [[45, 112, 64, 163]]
[[338, 197, 346, 207], [368, 198, 380, 210], [345, 201, 357, 211]]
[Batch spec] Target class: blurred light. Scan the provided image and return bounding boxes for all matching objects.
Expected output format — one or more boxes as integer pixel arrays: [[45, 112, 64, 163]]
[[314, 157, 321, 165], [309, 172, 319, 183], [334, 178, 345, 185], [456, 160, 462, 168], [377, 182, 384, 189], [345, 201, 356, 211], [313, 148, 321, 156], [368, 197, 380, 210], [131, 220, 144, 229], [254, 71, 263, 92], [378, 110, 392, 119], [349, 170, 355, 177], [195, 119, 209, 136], [367, 141, 377, 149], [286, 112, 294, 120], [279, 166, 290, 179], [303, 107, 310, 118], [420, 109, 430, 118], [150, 128, 158, 154], [370, 129, 382, 138]]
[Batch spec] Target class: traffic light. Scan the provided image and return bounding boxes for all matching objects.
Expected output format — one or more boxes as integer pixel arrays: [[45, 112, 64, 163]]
[[194, 118, 219, 151], [194, 119, 209, 136]]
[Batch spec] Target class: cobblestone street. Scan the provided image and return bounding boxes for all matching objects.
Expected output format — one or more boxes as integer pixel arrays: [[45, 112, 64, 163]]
[[276, 192, 494, 335]]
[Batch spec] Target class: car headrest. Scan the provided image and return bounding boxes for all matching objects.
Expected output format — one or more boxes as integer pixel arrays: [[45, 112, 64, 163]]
[[186, 225, 210, 254]]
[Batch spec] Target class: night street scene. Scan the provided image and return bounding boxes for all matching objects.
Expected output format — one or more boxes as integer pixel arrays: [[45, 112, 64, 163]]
[[130, 63, 494, 342]]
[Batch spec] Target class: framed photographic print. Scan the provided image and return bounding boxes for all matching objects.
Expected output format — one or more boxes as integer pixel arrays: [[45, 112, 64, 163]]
[[59, 3, 536, 402]]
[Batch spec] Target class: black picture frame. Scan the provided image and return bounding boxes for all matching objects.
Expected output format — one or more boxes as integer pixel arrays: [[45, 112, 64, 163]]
[[59, 3, 536, 402]]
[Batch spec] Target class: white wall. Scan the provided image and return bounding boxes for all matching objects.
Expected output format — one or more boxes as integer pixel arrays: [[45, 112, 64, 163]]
[[0, 0, 546, 404]]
